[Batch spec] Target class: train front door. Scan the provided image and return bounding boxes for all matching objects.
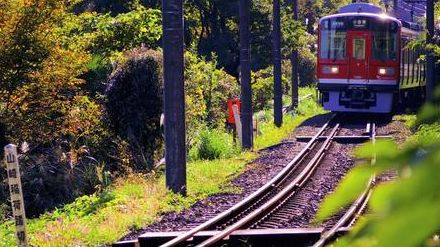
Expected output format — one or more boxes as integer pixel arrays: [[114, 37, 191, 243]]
[[348, 32, 370, 83]]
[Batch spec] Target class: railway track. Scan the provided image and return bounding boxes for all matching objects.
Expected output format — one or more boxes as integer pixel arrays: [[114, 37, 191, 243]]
[[311, 122, 377, 247], [113, 115, 381, 247]]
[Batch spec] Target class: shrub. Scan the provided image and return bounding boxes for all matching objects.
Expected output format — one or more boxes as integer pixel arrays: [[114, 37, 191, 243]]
[[105, 48, 163, 171], [192, 129, 239, 160], [184, 51, 239, 148], [252, 67, 274, 112], [282, 48, 317, 89], [251, 66, 290, 111], [60, 5, 162, 57], [298, 48, 317, 86]]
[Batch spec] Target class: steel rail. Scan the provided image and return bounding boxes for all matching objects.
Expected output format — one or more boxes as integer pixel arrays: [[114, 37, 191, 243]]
[[194, 124, 340, 247], [159, 115, 336, 247], [312, 122, 377, 247]]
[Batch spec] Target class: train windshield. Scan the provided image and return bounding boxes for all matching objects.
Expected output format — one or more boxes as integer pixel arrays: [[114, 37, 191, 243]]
[[372, 28, 398, 60], [320, 18, 347, 60], [320, 17, 399, 61]]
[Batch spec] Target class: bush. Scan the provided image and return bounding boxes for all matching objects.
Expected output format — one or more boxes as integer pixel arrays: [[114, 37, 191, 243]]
[[184, 51, 239, 148], [191, 129, 239, 160], [298, 48, 317, 86], [105, 48, 163, 171], [282, 48, 317, 88], [252, 67, 274, 112], [61, 5, 162, 57], [251, 66, 290, 111]]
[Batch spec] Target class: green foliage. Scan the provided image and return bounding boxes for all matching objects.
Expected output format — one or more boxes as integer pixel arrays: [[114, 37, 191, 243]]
[[281, 15, 310, 54], [191, 129, 239, 160], [282, 49, 318, 86], [254, 87, 326, 149], [60, 5, 162, 57], [252, 67, 276, 112], [0, 0, 91, 144], [184, 51, 239, 147], [316, 94, 440, 247], [297, 48, 318, 86], [105, 48, 163, 171], [295, 87, 326, 116]]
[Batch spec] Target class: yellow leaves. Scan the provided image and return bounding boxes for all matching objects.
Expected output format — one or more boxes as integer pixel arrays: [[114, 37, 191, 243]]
[[64, 96, 102, 137], [0, 0, 94, 144]]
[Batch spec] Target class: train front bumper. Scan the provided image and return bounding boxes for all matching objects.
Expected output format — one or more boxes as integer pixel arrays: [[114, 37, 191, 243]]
[[318, 82, 398, 113]]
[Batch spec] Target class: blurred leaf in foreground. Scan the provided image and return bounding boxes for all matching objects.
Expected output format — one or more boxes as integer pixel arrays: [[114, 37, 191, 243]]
[[316, 96, 440, 247]]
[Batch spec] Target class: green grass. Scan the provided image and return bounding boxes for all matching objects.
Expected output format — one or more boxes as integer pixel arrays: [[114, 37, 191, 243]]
[[255, 87, 326, 149], [0, 152, 256, 247], [393, 114, 417, 129], [0, 86, 325, 247]]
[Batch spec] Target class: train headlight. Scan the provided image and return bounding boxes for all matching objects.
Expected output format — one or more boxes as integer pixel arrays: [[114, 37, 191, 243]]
[[378, 67, 395, 75], [322, 65, 339, 74]]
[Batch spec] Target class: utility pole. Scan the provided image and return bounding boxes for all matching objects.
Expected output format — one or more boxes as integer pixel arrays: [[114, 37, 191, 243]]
[[240, 0, 253, 149], [291, 0, 299, 109], [163, 0, 186, 195], [426, 0, 435, 101], [273, 0, 282, 127], [392, 0, 398, 14]]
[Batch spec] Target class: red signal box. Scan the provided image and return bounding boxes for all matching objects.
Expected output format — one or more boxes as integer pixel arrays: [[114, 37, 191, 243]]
[[227, 99, 241, 124]]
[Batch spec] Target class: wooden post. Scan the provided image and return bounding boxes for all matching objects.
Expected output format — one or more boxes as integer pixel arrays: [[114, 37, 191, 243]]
[[291, 0, 299, 108], [273, 0, 283, 127], [4, 144, 28, 247], [163, 0, 186, 195], [232, 104, 243, 145], [240, 0, 253, 149]]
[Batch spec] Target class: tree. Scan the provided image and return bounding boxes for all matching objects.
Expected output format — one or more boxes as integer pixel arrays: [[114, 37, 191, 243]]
[[0, 0, 92, 144]]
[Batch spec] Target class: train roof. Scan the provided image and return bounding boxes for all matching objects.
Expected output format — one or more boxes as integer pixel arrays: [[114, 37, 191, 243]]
[[319, 3, 423, 32], [319, 12, 401, 26], [339, 3, 383, 14]]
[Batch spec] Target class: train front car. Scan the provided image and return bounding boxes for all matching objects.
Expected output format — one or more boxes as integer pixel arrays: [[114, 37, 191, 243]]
[[317, 3, 401, 113]]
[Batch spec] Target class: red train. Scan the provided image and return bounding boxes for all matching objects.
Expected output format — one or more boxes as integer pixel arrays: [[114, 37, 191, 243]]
[[317, 3, 425, 113]]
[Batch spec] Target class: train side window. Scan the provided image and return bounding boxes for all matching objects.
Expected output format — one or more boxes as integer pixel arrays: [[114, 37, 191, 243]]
[[320, 31, 346, 59], [409, 49, 415, 85], [373, 32, 397, 60], [353, 38, 365, 59], [400, 47, 405, 81], [405, 48, 410, 84], [416, 49, 422, 84]]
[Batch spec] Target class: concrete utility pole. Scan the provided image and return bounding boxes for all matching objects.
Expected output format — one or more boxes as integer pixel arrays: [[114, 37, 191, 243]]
[[240, 0, 253, 149], [273, 0, 283, 127], [291, 0, 299, 108], [163, 0, 186, 195], [426, 0, 435, 101]]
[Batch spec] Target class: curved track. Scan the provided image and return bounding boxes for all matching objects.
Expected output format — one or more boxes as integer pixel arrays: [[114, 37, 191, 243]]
[[114, 115, 382, 247]]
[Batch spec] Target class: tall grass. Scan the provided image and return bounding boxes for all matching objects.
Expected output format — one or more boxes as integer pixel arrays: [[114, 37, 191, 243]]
[[189, 129, 240, 160]]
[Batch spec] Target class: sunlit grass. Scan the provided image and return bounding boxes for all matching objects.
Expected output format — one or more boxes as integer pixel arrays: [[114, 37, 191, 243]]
[[0, 152, 255, 247], [393, 114, 417, 129], [255, 86, 326, 149]]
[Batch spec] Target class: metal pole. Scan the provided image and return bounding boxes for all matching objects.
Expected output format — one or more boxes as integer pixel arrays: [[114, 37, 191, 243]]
[[163, 0, 186, 195], [392, 0, 398, 14], [273, 0, 282, 127], [291, 0, 299, 108], [240, 0, 253, 149], [426, 0, 435, 101]]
